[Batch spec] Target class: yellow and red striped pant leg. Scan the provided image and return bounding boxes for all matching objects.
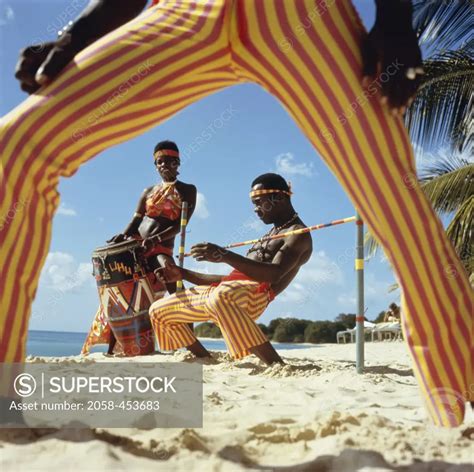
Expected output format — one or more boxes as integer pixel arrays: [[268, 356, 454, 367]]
[[206, 281, 269, 358], [149, 286, 210, 351], [149, 281, 269, 358], [0, 0, 238, 378], [230, 0, 473, 426]]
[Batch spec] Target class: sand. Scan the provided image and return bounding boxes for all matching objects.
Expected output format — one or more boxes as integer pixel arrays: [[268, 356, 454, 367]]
[[1, 342, 473, 471]]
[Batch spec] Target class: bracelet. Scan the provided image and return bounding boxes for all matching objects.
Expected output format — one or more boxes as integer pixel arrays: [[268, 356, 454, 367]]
[[57, 21, 73, 39]]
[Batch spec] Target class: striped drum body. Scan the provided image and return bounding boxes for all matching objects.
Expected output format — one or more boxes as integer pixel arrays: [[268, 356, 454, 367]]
[[92, 240, 165, 356]]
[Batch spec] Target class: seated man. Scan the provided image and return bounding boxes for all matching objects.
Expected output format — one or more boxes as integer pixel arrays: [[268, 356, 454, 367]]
[[149, 173, 313, 365]]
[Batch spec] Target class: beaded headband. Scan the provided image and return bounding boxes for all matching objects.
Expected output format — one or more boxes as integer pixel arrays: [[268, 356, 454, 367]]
[[249, 185, 293, 198]]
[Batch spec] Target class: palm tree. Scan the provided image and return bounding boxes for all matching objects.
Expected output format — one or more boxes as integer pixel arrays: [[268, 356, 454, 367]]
[[408, 0, 473, 153], [365, 0, 473, 281], [418, 154, 473, 275]]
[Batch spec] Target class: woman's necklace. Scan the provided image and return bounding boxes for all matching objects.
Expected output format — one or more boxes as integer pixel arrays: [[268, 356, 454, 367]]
[[252, 213, 299, 261]]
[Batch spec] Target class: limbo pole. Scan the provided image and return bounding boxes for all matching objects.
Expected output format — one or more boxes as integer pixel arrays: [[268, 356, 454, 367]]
[[355, 211, 365, 373], [182, 216, 356, 257], [176, 201, 189, 291]]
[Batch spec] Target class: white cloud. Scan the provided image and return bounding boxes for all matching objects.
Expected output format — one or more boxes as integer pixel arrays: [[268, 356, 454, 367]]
[[297, 250, 343, 285], [186, 261, 230, 276], [279, 251, 343, 304], [194, 192, 209, 219], [336, 272, 398, 317], [275, 152, 314, 177], [0, 6, 14, 26], [57, 203, 77, 217], [40, 252, 93, 292]]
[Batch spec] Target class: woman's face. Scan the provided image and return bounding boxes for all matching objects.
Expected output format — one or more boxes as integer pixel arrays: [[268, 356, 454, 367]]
[[155, 156, 180, 181]]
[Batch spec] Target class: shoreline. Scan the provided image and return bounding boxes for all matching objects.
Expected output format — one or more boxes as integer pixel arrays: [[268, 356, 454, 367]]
[[28, 330, 320, 347]]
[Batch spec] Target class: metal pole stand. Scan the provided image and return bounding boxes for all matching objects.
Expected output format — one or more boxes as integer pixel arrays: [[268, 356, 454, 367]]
[[355, 212, 365, 374]]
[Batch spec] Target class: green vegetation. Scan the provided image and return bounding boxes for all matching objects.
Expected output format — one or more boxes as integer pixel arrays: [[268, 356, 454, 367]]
[[194, 322, 222, 338], [194, 311, 386, 344]]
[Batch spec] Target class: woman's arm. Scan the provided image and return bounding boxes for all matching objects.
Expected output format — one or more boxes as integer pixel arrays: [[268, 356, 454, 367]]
[[108, 187, 149, 243]]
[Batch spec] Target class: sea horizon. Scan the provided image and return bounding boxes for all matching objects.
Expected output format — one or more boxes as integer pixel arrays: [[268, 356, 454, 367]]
[[26, 329, 311, 357]]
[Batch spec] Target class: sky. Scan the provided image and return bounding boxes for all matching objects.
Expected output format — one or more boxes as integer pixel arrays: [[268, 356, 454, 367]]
[[0, 1, 403, 333]]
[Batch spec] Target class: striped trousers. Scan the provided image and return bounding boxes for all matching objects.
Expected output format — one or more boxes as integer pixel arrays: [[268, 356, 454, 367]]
[[149, 280, 270, 359], [0, 0, 471, 426]]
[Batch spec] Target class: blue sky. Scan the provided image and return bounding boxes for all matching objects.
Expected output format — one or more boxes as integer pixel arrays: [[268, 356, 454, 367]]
[[1, 1, 402, 333]]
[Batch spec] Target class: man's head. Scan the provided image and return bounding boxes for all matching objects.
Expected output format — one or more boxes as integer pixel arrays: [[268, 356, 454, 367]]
[[154, 140, 180, 181], [250, 173, 293, 224], [389, 302, 400, 315]]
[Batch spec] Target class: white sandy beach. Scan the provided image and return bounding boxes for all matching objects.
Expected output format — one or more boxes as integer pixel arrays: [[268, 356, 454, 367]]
[[1, 342, 473, 471]]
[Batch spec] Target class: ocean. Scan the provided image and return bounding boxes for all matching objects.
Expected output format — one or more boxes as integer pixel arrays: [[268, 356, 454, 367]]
[[26, 330, 310, 357]]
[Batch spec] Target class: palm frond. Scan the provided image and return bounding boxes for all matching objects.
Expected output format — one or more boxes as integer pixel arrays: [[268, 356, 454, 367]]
[[445, 195, 474, 273], [405, 48, 473, 153], [387, 283, 399, 293], [413, 0, 473, 56], [365, 158, 473, 276], [364, 231, 381, 259], [419, 157, 473, 213]]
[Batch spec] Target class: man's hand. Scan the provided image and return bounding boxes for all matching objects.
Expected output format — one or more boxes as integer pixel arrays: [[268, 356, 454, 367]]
[[362, 27, 423, 114], [14, 41, 64, 94], [190, 243, 228, 263], [363, 0, 423, 115], [35, 33, 83, 87], [155, 263, 183, 284], [15, 0, 148, 94]]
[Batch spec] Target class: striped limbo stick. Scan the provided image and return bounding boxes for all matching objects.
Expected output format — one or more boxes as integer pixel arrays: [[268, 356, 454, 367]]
[[176, 201, 188, 290], [182, 216, 356, 257]]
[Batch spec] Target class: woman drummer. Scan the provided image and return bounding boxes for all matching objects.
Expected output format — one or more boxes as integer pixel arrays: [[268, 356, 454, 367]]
[[108, 139, 196, 291], [82, 140, 196, 355]]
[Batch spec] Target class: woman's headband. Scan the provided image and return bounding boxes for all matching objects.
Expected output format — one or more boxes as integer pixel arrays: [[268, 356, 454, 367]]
[[154, 149, 180, 160]]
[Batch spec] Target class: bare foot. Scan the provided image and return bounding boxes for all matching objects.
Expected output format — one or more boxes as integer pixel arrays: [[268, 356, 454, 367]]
[[250, 342, 284, 365], [187, 340, 212, 358]]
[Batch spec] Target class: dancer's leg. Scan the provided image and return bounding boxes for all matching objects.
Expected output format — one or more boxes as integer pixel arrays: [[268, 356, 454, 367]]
[[231, 0, 472, 426], [0, 0, 236, 372]]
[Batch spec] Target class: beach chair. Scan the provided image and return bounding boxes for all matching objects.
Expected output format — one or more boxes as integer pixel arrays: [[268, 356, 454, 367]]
[[337, 323, 374, 343], [337, 329, 352, 343], [371, 322, 401, 341]]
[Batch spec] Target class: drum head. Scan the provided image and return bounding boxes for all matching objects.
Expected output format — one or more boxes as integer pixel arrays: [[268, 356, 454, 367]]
[[93, 238, 141, 256], [92, 239, 145, 286]]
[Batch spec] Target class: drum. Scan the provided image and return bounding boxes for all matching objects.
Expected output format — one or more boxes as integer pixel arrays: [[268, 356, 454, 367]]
[[92, 239, 165, 356]]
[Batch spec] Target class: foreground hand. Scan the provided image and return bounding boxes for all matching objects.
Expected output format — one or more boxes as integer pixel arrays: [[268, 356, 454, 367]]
[[15, 35, 78, 93], [190, 242, 227, 263], [15, 42, 56, 94], [155, 263, 183, 284], [362, 26, 423, 115]]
